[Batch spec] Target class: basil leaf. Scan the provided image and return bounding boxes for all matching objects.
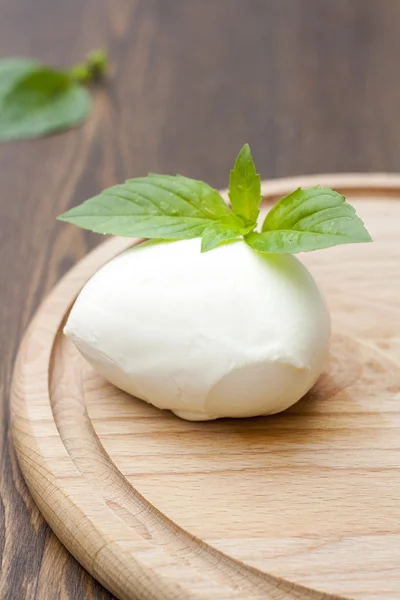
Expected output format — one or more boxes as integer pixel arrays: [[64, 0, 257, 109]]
[[58, 145, 373, 256], [201, 218, 245, 253], [0, 66, 90, 141], [228, 143, 261, 224], [142, 174, 232, 219], [0, 59, 41, 96], [58, 175, 232, 240], [245, 186, 372, 254]]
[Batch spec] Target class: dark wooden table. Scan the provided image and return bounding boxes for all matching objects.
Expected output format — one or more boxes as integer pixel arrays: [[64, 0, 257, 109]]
[[1, 0, 400, 598]]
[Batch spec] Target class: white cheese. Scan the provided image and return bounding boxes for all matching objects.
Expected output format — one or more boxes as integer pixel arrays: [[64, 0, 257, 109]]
[[65, 239, 330, 420]]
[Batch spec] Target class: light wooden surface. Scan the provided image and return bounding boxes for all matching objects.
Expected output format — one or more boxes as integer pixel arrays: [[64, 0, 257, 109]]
[[11, 176, 400, 600]]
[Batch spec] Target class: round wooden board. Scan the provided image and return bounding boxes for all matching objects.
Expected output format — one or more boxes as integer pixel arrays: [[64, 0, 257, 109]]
[[11, 175, 400, 600]]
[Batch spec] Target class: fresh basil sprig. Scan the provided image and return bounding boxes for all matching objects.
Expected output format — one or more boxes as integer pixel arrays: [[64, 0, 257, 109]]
[[0, 50, 107, 141], [58, 144, 372, 253]]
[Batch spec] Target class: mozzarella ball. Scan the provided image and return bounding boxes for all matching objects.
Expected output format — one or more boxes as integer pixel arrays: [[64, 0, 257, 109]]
[[64, 239, 330, 420]]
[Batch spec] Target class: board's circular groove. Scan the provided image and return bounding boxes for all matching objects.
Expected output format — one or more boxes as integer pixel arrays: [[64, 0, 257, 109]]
[[11, 175, 400, 600]]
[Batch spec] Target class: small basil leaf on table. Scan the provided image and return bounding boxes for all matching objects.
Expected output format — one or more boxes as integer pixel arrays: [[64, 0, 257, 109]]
[[69, 49, 107, 84], [245, 186, 372, 254], [0, 50, 107, 141], [0, 59, 41, 95], [0, 68, 90, 141]]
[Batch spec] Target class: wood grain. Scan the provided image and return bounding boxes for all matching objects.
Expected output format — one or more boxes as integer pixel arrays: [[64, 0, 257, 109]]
[[11, 177, 400, 600], [3, 1, 400, 598]]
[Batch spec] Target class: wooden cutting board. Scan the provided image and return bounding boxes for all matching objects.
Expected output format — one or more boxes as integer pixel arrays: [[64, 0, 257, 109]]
[[11, 175, 400, 600]]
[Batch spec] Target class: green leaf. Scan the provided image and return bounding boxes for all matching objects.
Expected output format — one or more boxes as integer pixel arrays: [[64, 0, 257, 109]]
[[142, 174, 232, 220], [0, 65, 90, 141], [245, 186, 372, 254], [201, 218, 245, 252], [69, 49, 108, 84], [57, 145, 373, 256], [58, 174, 233, 240], [0, 59, 41, 96], [228, 143, 261, 224]]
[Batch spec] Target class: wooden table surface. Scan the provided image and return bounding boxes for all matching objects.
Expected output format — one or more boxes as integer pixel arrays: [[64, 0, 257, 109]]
[[1, 1, 400, 598]]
